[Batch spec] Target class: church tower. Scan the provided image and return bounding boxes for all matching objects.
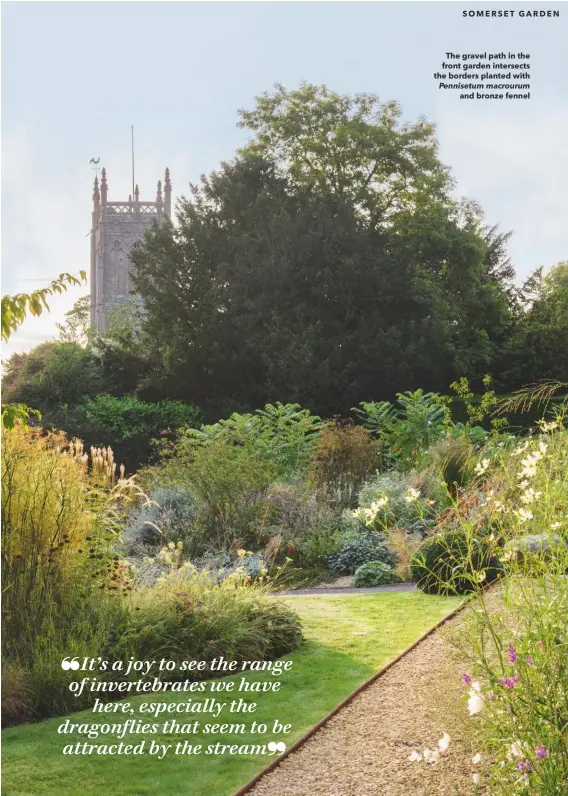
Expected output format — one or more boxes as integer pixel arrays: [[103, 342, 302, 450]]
[[90, 167, 172, 331]]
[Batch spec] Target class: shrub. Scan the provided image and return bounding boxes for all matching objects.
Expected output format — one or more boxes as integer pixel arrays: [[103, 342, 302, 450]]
[[50, 394, 202, 472], [410, 530, 503, 595], [157, 436, 277, 554], [123, 485, 196, 550], [1, 429, 305, 725], [442, 418, 568, 795], [1, 661, 33, 727], [183, 402, 324, 480], [307, 420, 381, 506], [190, 552, 268, 583], [425, 434, 476, 491], [1, 341, 105, 413], [505, 533, 568, 565], [1, 428, 139, 723], [295, 525, 343, 569], [117, 567, 303, 668], [353, 389, 449, 468], [356, 470, 447, 530], [386, 527, 424, 582], [262, 483, 332, 539], [353, 561, 401, 587], [2, 429, 115, 643], [259, 483, 343, 568], [328, 534, 397, 574]]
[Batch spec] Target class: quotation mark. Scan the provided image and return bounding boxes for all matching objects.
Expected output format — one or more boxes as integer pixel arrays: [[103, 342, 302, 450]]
[[267, 741, 286, 754], [61, 657, 80, 671]]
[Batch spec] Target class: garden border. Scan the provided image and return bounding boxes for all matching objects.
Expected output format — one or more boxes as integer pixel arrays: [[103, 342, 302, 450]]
[[232, 594, 472, 796]]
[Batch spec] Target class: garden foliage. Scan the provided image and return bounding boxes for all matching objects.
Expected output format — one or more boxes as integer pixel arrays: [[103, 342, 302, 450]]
[[0, 429, 302, 726], [307, 420, 381, 506], [440, 418, 568, 794], [353, 389, 450, 468], [328, 534, 397, 574], [353, 561, 400, 587]]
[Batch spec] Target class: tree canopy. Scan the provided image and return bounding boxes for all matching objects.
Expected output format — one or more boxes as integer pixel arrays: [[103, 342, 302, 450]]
[[237, 83, 451, 224], [502, 261, 568, 386], [131, 147, 513, 416], [3, 86, 564, 430]]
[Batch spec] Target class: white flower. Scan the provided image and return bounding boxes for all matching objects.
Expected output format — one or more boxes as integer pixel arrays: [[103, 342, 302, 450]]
[[473, 773, 481, 785], [538, 419, 560, 433], [408, 751, 422, 762], [512, 441, 530, 456], [371, 496, 389, 511], [405, 487, 420, 503], [423, 749, 440, 764], [363, 508, 376, 524], [551, 522, 562, 530], [472, 753, 482, 764], [519, 456, 538, 479], [519, 450, 542, 479], [538, 440, 548, 455], [438, 732, 451, 753], [516, 508, 533, 522], [520, 488, 541, 504], [467, 684, 484, 715], [507, 741, 523, 760], [474, 458, 490, 475], [537, 419, 560, 434]]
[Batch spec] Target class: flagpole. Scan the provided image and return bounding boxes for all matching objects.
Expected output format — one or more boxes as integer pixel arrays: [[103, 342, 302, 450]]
[[131, 125, 135, 202]]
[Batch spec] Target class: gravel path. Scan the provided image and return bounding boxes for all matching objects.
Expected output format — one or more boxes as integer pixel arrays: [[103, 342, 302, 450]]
[[243, 618, 477, 796], [277, 583, 417, 596]]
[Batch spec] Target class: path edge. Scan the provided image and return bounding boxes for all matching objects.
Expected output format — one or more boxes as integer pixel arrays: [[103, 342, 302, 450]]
[[232, 594, 472, 796]]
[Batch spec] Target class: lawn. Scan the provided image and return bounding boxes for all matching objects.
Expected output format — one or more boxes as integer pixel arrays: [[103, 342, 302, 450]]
[[1, 591, 462, 796]]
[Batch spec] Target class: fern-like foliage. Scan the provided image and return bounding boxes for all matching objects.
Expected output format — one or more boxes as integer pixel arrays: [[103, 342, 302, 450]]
[[495, 380, 568, 416]]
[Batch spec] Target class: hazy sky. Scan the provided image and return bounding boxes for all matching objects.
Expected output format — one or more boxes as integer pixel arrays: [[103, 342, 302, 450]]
[[2, 1, 567, 357]]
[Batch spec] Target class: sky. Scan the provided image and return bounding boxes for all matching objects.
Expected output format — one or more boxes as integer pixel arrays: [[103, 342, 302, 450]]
[[2, 1, 567, 358]]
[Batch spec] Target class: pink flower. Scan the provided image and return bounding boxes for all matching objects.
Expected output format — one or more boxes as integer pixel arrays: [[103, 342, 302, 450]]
[[462, 673, 473, 684], [526, 656, 534, 665], [536, 640, 544, 649], [535, 746, 549, 760], [517, 760, 531, 773], [499, 675, 521, 688], [507, 644, 518, 664]]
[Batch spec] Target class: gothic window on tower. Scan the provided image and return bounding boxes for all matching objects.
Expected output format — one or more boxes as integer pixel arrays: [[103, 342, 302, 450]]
[[110, 240, 126, 298]]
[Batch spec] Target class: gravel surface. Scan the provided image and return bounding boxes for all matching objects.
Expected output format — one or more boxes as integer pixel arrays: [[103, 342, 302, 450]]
[[245, 620, 478, 796], [277, 583, 417, 596], [315, 575, 355, 589]]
